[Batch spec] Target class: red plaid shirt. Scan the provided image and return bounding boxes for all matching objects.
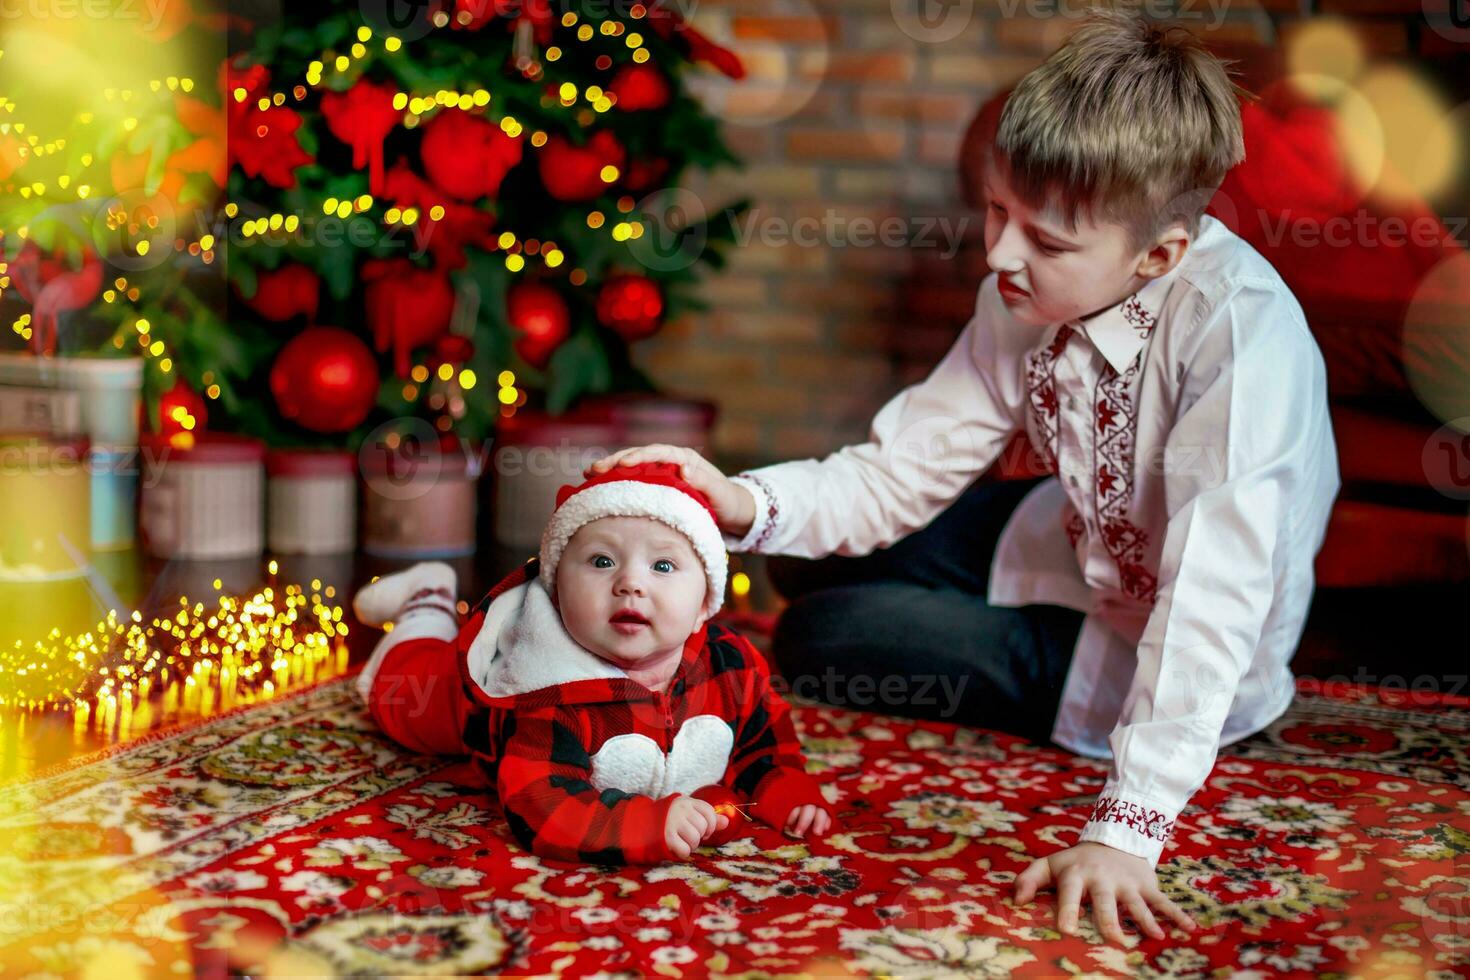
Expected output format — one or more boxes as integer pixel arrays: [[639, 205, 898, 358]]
[[446, 561, 831, 866]]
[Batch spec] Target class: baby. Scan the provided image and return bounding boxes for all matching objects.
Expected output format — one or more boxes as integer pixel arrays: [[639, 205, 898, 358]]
[[352, 462, 832, 864]]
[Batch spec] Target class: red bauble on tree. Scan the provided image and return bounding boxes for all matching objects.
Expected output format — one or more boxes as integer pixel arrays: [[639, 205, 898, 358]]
[[609, 63, 671, 112], [320, 79, 403, 196], [420, 108, 524, 202], [239, 263, 319, 322], [505, 281, 571, 368], [596, 273, 664, 341], [270, 326, 380, 433], [537, 131, 625, 202], [156, 378, 207, 436], [361, 259, 456, 377]]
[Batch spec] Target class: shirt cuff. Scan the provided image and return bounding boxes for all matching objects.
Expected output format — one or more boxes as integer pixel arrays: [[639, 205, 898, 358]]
[[724, 473, 778, 553], [1076, 788, 1178, 865]]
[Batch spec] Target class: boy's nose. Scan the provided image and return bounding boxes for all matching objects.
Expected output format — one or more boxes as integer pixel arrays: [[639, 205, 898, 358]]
[[986, 222, 1027, 276]]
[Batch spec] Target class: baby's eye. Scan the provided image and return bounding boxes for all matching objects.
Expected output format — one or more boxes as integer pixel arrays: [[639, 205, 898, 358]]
[[652, 559, 675, 574], [592, 555, 614, 569]]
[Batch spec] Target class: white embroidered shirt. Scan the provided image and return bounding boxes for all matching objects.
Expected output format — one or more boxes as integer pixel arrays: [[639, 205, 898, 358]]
[[724, 216, 1341, 863]]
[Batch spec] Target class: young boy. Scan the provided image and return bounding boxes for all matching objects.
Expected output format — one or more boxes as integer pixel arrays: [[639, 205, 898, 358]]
[[353, 463, 832, 865], [589, 12, 1340, 942]]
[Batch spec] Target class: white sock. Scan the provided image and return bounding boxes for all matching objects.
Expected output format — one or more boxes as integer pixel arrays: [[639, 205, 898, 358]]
[[353, 562, 460, 705], [353, 561, 458, 627]]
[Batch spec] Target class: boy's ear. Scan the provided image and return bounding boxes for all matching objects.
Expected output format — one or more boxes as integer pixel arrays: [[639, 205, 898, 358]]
[[1136, 223, 1191, 280]]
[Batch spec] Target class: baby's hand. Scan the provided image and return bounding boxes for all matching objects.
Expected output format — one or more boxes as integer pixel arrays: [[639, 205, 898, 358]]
[[784, 804, 831, 839], [587, 445, 756, 539], [664, 796, 730, 859]]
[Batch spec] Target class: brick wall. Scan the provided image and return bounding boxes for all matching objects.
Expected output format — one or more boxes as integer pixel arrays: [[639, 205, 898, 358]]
[[631, 0, 1470, 473]]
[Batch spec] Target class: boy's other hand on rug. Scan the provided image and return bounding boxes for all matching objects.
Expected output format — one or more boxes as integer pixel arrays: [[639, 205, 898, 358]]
[[587, 445, 757, 539], [1014, 842, 1196, 945], [665, 796, 730, 859], [784, 804, 831, 839]]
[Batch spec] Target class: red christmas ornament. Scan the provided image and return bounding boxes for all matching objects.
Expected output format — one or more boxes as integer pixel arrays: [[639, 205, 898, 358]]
[[596, 274, 664, 341], [321, 79, 403, 196], [239, 263, 320, 323], [420, 109, 523, 202], [505, 281, 571, 368], [156, 378, 208, 436], [270, 326, 380, 433], [361, 259, 456, 377], [609, 63, 671, 112], [382, 161, 497, 270], [537, 131, 626, 202], [432, 334, 475, 367]]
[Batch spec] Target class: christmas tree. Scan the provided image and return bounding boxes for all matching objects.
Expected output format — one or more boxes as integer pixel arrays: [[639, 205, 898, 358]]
[[0, 0, 749, 446]]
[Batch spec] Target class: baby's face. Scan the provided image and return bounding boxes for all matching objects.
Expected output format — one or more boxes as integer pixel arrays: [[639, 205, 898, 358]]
[[555, 515, 710, 670]]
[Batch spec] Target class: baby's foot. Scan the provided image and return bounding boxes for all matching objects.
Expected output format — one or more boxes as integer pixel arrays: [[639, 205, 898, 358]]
[[353, 561, 458, 627]]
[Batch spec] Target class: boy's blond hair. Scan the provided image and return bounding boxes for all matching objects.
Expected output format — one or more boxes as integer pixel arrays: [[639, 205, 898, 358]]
[[994, 10, 1246, 250]]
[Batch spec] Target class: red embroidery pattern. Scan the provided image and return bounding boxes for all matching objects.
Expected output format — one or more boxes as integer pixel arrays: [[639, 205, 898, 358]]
[[1121, 294, 1156, 339], [738, 472, 781, 553], [1064, 509, 1086, 549], [1087, 796, 1176, 842], [1023, 324, 1074, 475], [1094, 358, 1158, 605]]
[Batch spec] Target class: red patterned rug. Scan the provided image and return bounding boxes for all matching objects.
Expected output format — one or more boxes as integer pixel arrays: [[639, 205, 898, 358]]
[[1, 677, 1466, 977]]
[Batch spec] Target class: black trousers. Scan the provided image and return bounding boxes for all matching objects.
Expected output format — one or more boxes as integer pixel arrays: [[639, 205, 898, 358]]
[[767, 477, 1085, 742]]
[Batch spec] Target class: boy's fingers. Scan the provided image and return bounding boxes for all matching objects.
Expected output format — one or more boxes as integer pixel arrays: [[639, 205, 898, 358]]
[[814, 810, 831, 835], [1056, 874, 1084, 934], [1014, 858, 1051, 905], [1092, 887, 1124, 945], [714, 813, 730, 831], [1125, 893, 1164, 940], [1148, 890, 1196, 932], [796, 807, 817, 836]]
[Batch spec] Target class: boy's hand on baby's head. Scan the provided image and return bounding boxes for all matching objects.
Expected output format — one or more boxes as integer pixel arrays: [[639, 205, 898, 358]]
[[587, 445, 757, 539], [664, 796, 731, 860], [784, 804, 831, 840]]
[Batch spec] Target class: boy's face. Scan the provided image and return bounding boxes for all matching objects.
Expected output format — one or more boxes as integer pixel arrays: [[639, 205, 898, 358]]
[[555, 516, 710, 670], [983, 156, 1158, 327]]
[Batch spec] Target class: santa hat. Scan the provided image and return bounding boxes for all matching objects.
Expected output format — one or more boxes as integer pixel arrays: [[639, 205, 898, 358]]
[[539, 462, 727, 618]]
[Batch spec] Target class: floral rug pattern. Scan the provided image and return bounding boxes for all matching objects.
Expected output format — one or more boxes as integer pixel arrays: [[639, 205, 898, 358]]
[[0, 678, 1466, 977]]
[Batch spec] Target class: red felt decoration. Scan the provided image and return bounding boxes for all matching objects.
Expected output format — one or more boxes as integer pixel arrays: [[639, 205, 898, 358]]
[[270, 326, 380, 433], [8, 244, 103, 355], [537, 131, 626, 203], [609, 63, 672, 112], [432, 334, 476, 367], [644, 0, 746, 79], [221, 59, 313, 189], [420, 109, 524, 202], [320, 79, 403, 196], [596, 273, 664, 341], [157, 378, 208, 436], [239, 263, 320, 323], [622, 156, 670, 194], [506, 280, 572, 368], [361, 259, 457, 378], [382, 161, 497, 270]]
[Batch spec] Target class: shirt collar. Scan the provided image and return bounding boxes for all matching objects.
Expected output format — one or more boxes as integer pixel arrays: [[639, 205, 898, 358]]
[[1070, 267, 1179, 374]]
